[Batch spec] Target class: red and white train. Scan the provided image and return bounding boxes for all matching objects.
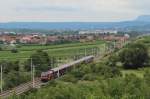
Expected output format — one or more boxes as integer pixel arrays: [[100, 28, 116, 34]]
[[41, 56, 94, 82]]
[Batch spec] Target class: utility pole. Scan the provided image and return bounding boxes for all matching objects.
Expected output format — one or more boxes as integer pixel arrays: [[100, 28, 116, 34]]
[[57, 70, 60, 78], [96, 47, 100, 57], [0, 65, 2, 93], [96, 48, 98, 57], [98, 48, 100, 56], [85, 48, 87, 57], [104, 43, 106, 53], [105, 43, 107, 53], [31, 58, 33, 86], [114, 41, 116, 50], [31, 58, 35, 88], [55, 58, 57, 67], [76, 51, 79, 59], [108, 44, 110, 53], [92, 48, 94, 56], [95, 48, 96, 56], [95, 48, 97, 56], [73, 55, 76, 61], [32, 64, 35, 88], [93, 48, 95, 56], [67, 57, 70, 63], [51, 57, 54, 68]]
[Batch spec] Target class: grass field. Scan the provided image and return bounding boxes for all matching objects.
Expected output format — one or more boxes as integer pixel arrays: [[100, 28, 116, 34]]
[[121, 69, 144, 78], [0, 41, 106, 63]]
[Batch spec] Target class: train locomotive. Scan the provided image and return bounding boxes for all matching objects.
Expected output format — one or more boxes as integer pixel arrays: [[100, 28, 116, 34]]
[[41, 56, 94, 82]]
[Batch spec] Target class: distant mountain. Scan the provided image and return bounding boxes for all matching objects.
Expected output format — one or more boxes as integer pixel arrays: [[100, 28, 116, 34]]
[[0, 15, 150, 31], [135, 15, 150, 22], [0, 22, 115, 30]]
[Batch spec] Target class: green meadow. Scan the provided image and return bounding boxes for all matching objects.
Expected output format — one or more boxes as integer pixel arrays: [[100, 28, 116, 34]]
[[0, 40, 106, 62]]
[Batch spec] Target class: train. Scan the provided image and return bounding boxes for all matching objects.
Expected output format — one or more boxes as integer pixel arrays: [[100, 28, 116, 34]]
[[40, 55, 94, 82]]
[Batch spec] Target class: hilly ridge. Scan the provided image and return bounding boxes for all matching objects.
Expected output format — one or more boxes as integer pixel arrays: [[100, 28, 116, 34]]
[[0, 15, 150, 30]]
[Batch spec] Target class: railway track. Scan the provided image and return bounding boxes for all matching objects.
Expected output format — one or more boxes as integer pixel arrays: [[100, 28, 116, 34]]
[[0, 78, 42, 99]]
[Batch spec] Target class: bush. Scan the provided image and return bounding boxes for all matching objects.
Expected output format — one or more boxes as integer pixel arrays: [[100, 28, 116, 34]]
[[4, 71, 30, 89], [0, 47, 2, 51], [11, 48, 18, 53], [119, 43, 149, 69], [0, 61, 20, 73], [60, 74, 78, 83], [98, 65, 122, 78]]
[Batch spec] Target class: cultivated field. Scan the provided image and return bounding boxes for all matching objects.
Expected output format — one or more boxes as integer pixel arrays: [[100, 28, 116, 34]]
[[0, 41, 106, 63]]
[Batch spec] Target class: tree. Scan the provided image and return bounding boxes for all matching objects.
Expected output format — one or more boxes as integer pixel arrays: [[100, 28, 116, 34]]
[[97, 65, 121, 78], [106, 54, 119, 67], [0, 61, 20, 74], [0, 46, 2, 51], [24, 50, 51, 74], [11, 48, 18, 53], [4, 71, 29, 89], [119, 43, 149, 69]]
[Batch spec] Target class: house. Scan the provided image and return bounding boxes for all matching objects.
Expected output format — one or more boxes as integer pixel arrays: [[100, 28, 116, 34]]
[[47, 36, 59, 43], [20, 35, 33, 43], [79, 30, 118, 35]]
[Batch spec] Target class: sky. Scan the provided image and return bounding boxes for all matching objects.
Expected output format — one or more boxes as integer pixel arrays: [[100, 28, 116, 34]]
[[0, 0, 150, 22]]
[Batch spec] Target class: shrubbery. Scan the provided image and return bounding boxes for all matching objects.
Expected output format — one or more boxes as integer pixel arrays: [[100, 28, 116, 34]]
[[11, 48, 18, 53], [119, 43, 149, 69], [1, 50, 51, 90], [14, 71, 150, 99], [0, 60, 30, 90]]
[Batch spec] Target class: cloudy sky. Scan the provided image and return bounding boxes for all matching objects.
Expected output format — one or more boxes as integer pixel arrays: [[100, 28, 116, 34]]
[[0, 0, 149, 22]]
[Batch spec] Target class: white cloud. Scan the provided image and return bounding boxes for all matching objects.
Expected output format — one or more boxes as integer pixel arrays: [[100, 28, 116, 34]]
[[0, 0, 149, 22]]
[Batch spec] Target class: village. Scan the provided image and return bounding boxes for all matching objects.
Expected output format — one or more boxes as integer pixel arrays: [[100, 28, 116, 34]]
[[0, 30, 130, 46]]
